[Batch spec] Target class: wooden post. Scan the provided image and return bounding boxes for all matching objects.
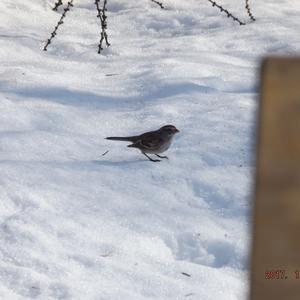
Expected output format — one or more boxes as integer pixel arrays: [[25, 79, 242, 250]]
[[251, 58, 300, 299]]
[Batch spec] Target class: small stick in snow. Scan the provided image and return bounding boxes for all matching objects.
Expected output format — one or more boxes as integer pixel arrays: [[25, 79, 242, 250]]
[[105, 73, 119, 77], [102, 150, 109, 156], [150, 0, 165, 9], [53, 0, 63, 11], [95, 0, 111, 54], [44, 0, 74, 51], [207, 0, 245, 26], [99, 251, 113, 257], [184, 293, 196, 297], [245, 0, 256, 21], [181, 272, 192, 277]]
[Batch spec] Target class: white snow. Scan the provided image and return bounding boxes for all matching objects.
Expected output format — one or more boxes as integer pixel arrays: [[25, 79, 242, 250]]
[[0, 0, 299, 299]]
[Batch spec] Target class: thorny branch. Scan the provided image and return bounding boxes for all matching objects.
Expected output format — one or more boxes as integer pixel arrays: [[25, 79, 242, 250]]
[[44, 0, 255, 55], [207, 0, 245, 26], [245, 0, 256, 21], [150, 0, 164, 9], [53, 0, 63, 11], [95, 0, 110, 54], [44, 0, 74, 51]]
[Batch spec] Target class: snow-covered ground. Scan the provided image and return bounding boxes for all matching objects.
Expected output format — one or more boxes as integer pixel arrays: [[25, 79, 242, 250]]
[[0, 0, 299, 299]]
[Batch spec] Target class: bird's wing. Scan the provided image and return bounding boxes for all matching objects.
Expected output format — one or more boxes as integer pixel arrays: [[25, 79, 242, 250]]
[[131, 132, 162, 149]]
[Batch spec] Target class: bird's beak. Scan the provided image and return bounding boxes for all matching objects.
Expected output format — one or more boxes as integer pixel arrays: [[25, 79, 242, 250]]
[[175, 128, 180, 133]]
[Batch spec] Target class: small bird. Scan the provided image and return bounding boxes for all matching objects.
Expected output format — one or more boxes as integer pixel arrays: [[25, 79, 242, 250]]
[[106, 125, 179, 162]]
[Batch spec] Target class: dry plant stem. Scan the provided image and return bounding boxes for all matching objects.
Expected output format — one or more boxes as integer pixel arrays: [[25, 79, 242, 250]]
[[53, 0, 63, 11], [102, 150, 109, 156], [245, 0, 256, 21], [150, 0, 164, 9], [44, 0, 74, 51], [181, 272, 192, 277], [95, 0, 110, 54], [207, 0, 245, 26]]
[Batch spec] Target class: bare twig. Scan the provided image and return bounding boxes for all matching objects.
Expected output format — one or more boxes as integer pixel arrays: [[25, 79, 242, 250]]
[[207, 0, 245, 26], [44, 0, 74, 51], [99, 250, 113, 257], [245, 0, 256, 21], [181, 272, 192, 277], [184, 293, 196, 298], [53, 0, 63, 11], [150, 0, 164, 9], [102, 150, 109, 156], [95, 0, 110, 54]]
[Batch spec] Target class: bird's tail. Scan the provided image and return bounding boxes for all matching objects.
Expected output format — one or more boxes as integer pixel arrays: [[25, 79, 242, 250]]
[[105, 136, 137, 142]]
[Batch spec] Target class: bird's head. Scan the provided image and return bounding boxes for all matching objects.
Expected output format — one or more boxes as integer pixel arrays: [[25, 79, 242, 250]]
[[159, 125, 180, 136]]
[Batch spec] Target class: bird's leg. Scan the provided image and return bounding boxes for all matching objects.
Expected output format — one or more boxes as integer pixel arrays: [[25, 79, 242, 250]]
[[142, 152, 161, 162], [155, 154, 168, 159]]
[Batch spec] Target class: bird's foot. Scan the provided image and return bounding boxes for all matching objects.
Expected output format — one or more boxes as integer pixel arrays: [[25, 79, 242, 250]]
[[155, 154, 168, 159], [143, 152, 161, 162], [150, 159, 161, 162]]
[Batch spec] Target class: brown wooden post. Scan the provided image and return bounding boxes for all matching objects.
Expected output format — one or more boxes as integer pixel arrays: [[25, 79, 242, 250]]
[[251, 58, 300, 300]]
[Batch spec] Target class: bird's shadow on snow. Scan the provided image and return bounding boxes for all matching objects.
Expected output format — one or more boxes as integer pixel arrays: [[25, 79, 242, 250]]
[[90, 159, 150, 166]]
